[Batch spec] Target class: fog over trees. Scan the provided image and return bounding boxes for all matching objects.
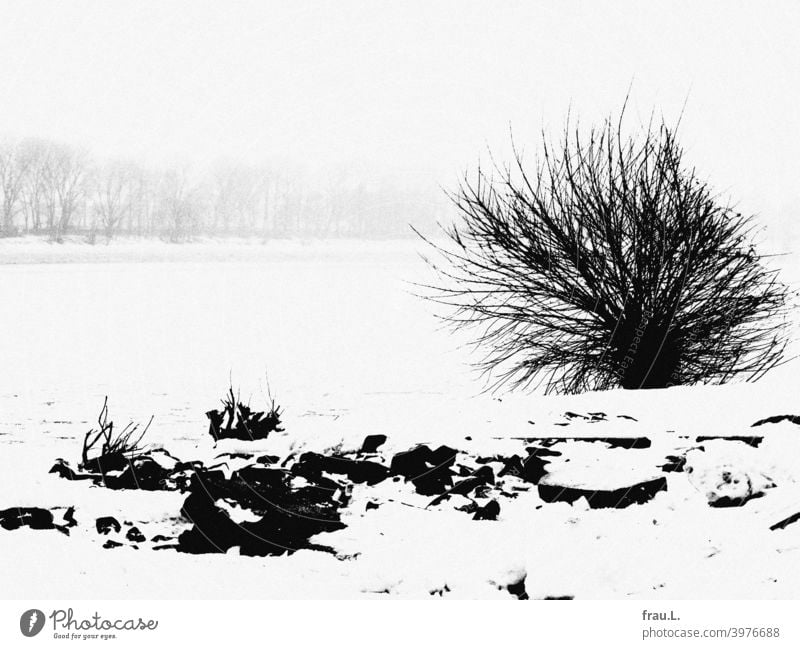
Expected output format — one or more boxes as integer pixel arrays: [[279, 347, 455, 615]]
[[0, 137, 448, 242]]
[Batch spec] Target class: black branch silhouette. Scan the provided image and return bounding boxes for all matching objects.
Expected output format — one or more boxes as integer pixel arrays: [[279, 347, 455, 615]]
[[418, 111, 791, 394], [80, 397, 152, 471]]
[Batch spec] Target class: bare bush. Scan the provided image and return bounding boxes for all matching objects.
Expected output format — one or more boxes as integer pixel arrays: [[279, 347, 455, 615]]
[[419, 110, 791, 394], [80, 397, 153, 471], [206, 386, 283, 442]]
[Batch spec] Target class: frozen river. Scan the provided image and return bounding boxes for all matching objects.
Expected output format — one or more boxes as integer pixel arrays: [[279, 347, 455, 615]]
[[0, 240, 479, 454]]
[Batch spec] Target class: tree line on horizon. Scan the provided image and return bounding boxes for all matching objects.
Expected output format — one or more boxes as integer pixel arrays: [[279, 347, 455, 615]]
[[0, 137, 448, 242]]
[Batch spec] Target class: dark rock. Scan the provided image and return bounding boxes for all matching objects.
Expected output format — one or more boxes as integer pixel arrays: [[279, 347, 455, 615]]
[[177, 466, 345, 556], [49, 458, 93, 481], [604, 437, 651, 449], [62, 506, 78, 528], [0, 507, 56, 531], [428, 466, 495, 507], [215, 452, 256, 461], [617, 414, 638, 421], [660, 455, 687, 473], [105, 455, 173, 490], [518, 436, 650, 449], [52, 453, 187, 491], [498, 455, 524, 478], [543, 595, 574, 600], [173, 460, 205, 472], [538, 476, 667, 508], [126, 526, 146, 543], [507, 574, 529, 599], [365, 501, 381, 511], [770, 512, 800, 531], [710, 493, 764, 508], [752, 414, 800, 427], [256, 455, 280, 465], [696, 436, 763, 448], [520, 448, 556, 484], [151, 534, 173, 542], [96, 516, 121, 535], [360, 434, 388, 453], [390, 445, 458, 495], [103, 540, 123, 549], [292, 452, 390, 486], [80, 451, 130, 474], [473, 499, 501, 521]]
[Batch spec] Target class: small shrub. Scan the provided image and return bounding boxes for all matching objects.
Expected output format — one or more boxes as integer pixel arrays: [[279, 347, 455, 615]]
[[80, 397, 153, 472], [206, 386, 283, 442]]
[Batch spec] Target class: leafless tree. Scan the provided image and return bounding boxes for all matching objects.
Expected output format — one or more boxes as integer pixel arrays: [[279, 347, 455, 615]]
[[92, 160, 134, 240], [18, 139, 52, 233], [158, 167, 203, 242], [43, 144, 88, 241], [0, 138, 31, 236], [419, 110, 791, 394]]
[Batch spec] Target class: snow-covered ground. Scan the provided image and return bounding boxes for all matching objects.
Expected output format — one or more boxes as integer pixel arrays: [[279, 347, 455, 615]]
[[1, 238, 800, 599]]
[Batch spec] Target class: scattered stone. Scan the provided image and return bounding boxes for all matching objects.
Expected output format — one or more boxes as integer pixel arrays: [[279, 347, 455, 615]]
[[770, 512, 800, 531], [49, 458, 93, 481], [472, 499, 500, 521], [293, 452, 390, 486], [81, 450, 131, 474], [687, 464, 775, 507], [96, 516, 121, 535], [151, 534, 172, 542], [177, 466, 345, 556], [126, 526, 146, 543], [105, 455, 173, 490], [51, 452, 190, 492], [61, 506, 78, 528], [538, 476, 668, 508], [752, 414, 800, 427], [256, 454, 280, 465], [428, 466, 495, 507], [519, 437, 650, 449], [507, 573, 529, 599], [0, 507, 56, 531], [103, 540, 123, 549], [660, 455, 687, 473], [365, 501, 380, 511], [216, 452, 256, 461], [696, 436, 763, 448], [360, 434, 388, 453], [390, 445, 458, 495]]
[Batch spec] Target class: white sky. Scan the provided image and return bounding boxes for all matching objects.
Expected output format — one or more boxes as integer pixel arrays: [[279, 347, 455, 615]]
[[0, 1, 798, 233]]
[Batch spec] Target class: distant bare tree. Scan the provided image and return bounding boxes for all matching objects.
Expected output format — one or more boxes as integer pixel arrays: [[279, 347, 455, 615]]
[[159, 168, 203, 242], [0, 134, 440, 239], [43, 144, 88, 241], [0, 138, 31, 236], [210, 162, 261, 234], [92, 161, 134, 240], [18, 139, 51, 233]]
